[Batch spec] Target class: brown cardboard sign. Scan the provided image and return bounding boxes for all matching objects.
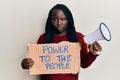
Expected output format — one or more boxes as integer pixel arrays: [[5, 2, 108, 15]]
[[27, 41, 81, 75]]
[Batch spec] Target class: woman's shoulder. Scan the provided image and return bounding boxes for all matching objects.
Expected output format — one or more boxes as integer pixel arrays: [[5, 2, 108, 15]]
[[37, 33, 46, 43], [76, 32, 85, 44], [76, 32, 84, 37], [40, 33, 46, 37]]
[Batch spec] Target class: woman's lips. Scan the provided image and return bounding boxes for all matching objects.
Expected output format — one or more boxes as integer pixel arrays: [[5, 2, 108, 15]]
[[57, 27, 63, 30]]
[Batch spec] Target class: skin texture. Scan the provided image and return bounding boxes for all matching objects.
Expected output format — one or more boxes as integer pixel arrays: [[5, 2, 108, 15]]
[[21, 9, 102, 69], [51, 9, 68, 36], [89, 41, 102, 55]]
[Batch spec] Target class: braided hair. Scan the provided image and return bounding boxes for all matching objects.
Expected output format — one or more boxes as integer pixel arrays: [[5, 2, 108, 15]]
[[44, 4, 78, 43]]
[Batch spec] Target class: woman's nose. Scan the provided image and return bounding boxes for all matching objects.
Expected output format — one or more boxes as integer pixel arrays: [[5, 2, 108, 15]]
[[57, 20, 61, 26]]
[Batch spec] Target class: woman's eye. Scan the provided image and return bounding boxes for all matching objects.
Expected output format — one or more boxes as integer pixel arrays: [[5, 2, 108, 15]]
[[52, 17, 66, 21], [52, 18, 58, 21], [61, 18, 66, 21]]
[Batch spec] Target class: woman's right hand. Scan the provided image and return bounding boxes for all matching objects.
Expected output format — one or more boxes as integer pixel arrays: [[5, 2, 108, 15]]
[[21, 58, 34, 69]]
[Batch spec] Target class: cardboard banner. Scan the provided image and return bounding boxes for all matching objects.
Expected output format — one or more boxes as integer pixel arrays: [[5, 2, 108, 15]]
[[27, 41, 81, 75]]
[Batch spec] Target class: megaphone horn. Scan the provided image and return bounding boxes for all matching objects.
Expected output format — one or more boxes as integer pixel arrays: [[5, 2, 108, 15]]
[[84, 23, 111, 44]]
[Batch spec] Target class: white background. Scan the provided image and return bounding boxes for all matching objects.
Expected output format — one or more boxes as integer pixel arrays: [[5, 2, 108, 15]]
[[0, 0, 119, 80]]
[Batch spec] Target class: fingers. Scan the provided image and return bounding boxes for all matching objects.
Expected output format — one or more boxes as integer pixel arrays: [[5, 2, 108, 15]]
[[22, 58, 34, 69], [92, 41, 102, 52], [88, 41, 102, 55]]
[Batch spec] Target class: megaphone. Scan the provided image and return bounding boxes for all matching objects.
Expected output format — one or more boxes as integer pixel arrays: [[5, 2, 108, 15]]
[[84, 23, 111, 44]]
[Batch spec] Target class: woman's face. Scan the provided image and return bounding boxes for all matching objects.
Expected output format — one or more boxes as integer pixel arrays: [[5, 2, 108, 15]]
[[51, 9, 68, 35]]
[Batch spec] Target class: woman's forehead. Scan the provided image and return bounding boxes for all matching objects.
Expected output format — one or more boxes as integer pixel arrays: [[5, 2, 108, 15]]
[[51, 9, 65, 17]]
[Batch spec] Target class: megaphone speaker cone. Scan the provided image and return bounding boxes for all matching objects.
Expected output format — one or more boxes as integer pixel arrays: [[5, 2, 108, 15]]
[[99, 23, 111, 41]]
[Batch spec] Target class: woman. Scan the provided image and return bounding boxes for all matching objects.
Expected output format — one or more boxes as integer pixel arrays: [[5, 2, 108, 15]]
[[21, 4, 102, 80]]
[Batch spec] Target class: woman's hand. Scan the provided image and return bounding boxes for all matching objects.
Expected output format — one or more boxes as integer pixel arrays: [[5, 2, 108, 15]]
[[21, 58, 34, 69], [88, 41, 102, 55]]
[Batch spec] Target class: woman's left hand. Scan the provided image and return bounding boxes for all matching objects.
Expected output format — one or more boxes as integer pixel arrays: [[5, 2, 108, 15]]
[[88, 41, 102, 55]]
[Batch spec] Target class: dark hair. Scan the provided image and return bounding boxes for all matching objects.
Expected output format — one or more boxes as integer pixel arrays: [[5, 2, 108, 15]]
[[44, 4, 78, 43]]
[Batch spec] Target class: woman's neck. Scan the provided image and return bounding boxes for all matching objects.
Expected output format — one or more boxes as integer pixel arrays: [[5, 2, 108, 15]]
[[54, 32, 67, 36]]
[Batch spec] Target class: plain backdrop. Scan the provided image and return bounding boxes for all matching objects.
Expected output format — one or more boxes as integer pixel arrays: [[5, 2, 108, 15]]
[[0, 0, 119, 80]]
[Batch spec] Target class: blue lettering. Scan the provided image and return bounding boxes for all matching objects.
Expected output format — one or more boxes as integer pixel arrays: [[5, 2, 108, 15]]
[[56, 55, 71, 62], [66, 62, 70, 69], [42, 46, 48, 53], [64, 45, 68, 53], [52, 47, 59, 54], [45, 62, 70, 70], [67, 55, 71, 61], [42, 45, 68, 54], [39, 55, 50, 62]]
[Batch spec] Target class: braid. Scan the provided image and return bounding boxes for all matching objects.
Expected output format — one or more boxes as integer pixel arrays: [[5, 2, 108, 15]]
[[44, 4, 78, 43]]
